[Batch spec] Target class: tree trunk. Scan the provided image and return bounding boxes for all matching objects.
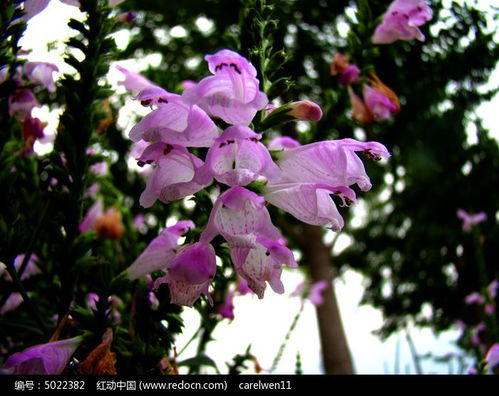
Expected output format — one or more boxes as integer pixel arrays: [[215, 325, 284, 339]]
[[302, 224, 355, 374]]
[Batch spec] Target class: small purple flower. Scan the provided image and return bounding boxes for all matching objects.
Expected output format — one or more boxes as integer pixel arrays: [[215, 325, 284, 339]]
[[217, 291, 235, 320], [457, 209, 486, 232], [231, 235, 297, 298], [485, 344, 499, 371], [372, 0, 433, 44], [292, 280, 328, 306], [337, 65, 361, 85], [8, 89, 40, 118], [89, 161, 108, 176], [2, 336, 82, 374], [24, 62, 59, 93], [129, 94, 219, 148], [309, 281, 328, 306], [137, 143, 210, 208], [200, 186, 280, 248], [182, 49, 268, 125], [155, 242, 217, 307], [485, 304, 495, 315], [195, 125, 280, 187], [125, 220, 195, 280], [488, 280, 499, 299], [464, 292, 485, 305]]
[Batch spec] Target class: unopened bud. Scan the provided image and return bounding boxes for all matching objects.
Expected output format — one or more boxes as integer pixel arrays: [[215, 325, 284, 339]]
[[288, 100, 323, 122]]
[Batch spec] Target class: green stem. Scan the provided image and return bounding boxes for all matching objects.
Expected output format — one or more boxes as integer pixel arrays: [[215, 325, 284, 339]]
[[270, 302, 305, 373], [5, 258, 49, 336]]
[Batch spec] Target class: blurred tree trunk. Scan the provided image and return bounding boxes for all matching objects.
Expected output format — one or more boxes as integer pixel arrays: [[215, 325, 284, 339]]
[[302, 224, 354, 374]]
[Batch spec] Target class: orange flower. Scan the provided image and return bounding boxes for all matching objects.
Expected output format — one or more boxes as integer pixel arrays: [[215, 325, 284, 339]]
[[95, 207, 125, 240], [330, 53, 350, 76]]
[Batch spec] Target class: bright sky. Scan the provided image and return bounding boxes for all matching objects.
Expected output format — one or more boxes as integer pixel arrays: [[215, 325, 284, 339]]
[[17, 0, 495, 374]]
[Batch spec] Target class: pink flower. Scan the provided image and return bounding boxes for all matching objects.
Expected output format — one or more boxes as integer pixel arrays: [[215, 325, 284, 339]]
[[137, 143, 209, 208], [2, 337, 82, 374], [24, 62, 59, 93], [155, 242, 217, 307], [457, 209, 486, 232], [125, 220, 195, 280], [195, 125, 280, 187], [129, 94, 219, 148], [231, 236, 297, 298], [182, 49, 268, 125], [372, 0, 433, 44], [200, 186, 280, 248]]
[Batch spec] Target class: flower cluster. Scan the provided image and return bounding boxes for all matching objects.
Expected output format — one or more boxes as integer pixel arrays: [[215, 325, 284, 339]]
[[119, 49, 389, 307], [331, 54, 400, 124], [330, 1, 432, 124]]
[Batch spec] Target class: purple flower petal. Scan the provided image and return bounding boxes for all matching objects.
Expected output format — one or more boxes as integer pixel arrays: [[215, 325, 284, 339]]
[[158, 242, 216, 307], [138, 144, 209, 208], [200, 187, 280, 247], [264, 182, 348, 231], [197, 125, 280, 186], [2, 337, 82, 374], [231, 237, 296, 299], [372, 0, 433, 44], [129, 97, 219, 148], [125, 220, 194, 280]]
